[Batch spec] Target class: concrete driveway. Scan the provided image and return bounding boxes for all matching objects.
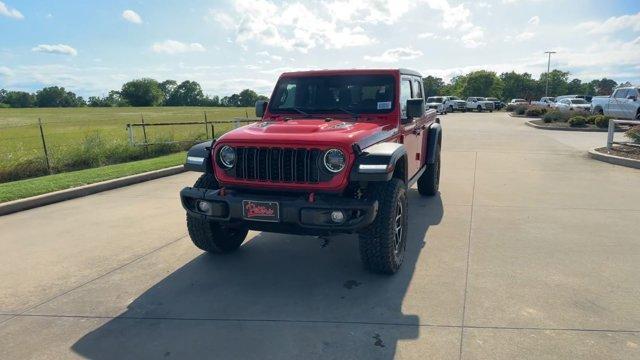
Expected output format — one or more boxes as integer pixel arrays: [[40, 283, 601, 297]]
[[1, 112, 639, 359]]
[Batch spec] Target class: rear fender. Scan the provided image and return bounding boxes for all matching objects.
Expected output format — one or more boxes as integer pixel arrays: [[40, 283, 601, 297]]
[[184, 140, 215, 173], [350, 142, 407, 183]]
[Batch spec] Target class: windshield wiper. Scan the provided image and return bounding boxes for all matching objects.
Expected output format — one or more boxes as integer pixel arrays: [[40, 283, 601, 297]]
[[329, 107, 359, 119], [291, 107, 311, 117]]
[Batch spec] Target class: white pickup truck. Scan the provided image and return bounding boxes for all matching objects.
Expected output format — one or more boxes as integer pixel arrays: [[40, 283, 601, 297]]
[[591, 86, 640, 120], [465, 97, 495, 112], [425, 96, 447, 114], [443, 96, 466, 112], [531, 97, 556, 107]]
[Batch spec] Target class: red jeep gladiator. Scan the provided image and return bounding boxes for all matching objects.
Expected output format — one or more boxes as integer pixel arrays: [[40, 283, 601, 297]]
[[180, 69, 442, 274]]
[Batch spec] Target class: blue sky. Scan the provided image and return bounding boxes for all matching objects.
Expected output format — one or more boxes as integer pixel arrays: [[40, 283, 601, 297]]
[[1, 0, 639, 97]]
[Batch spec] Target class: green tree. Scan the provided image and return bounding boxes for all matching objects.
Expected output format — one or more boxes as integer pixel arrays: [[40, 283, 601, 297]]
[[567, 79, 583, 95], [120, 78, 164, 106], [201, 95, 220, 106], [460, 70, 503, 98], [166, 80, 205, 106], [159, 80, 178, 103], [590, 78, 618, 95], [4, 91, 35, 108], [238, 89, 260, 107], [500, 72, 538, 101], [422, 76, 445, 97], [35, 86, 84, 107], [538, 70, 569, 96]]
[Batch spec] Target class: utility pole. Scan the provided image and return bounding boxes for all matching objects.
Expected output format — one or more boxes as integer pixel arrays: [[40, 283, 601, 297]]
[[544, 51, 556, 97]]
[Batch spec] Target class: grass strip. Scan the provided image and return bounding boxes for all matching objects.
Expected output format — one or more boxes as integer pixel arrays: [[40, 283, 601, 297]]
[[0, 152, 186, 203]]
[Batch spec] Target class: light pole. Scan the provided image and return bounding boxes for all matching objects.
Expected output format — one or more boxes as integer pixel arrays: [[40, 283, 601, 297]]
[[544, 51, 556, 97]]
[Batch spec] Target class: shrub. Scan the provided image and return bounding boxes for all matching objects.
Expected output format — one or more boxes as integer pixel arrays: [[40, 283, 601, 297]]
[[568, 116, 586, 127], [542, 110, 569, 123], [525, 107, 547, 117], [586, 115, 598, 125], [626, 125, 640, 144], [505, 104, 516, 112], [594, 115, 611, 128], [514, 105, 528, 115]]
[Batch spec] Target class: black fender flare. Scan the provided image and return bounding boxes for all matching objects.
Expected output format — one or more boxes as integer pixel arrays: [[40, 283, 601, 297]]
[[425, 123, 442, 164], [349, 142, 408, 183], [184, 140, 215, 173]]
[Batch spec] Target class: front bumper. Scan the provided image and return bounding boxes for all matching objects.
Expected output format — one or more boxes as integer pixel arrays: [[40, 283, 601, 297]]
[[180, 187, 378, 235]]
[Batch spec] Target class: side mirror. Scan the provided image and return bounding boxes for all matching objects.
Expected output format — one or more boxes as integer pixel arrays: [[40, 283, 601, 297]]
[[627, 95, 637, 101], [255, 100, 268, 118], [406, 98, 425, 119]]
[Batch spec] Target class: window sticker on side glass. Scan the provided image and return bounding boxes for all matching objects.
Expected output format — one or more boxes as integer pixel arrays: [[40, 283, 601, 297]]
[[377, 101, 392, 110]]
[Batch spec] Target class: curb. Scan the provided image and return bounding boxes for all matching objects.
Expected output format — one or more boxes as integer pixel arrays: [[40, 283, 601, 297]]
[[588, 149, 640, 169], [0, 165, 186, 216], [525, 120, 621, 132]]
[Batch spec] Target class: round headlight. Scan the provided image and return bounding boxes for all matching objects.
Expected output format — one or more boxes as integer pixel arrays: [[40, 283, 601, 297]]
[[219, 146, 236, 168], [323, 149, 346, 173]]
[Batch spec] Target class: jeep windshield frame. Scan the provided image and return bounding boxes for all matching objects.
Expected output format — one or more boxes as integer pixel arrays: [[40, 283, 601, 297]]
[[268, 75, 396, 116]]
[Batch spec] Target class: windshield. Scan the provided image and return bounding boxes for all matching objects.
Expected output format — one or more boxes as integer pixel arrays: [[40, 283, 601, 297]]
[[450, 96, 460, 100], [269, 75, 395, 115], [487, 98, 498, 101], [427, 97, 443, 103], [570, 99, 587, 104]]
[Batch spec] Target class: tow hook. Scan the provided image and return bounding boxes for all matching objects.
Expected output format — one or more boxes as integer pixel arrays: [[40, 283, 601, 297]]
[[308, 193, 315, 203], [219, 187, 226, 197]]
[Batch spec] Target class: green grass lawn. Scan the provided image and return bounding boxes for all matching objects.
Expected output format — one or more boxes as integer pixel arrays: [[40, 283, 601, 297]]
[[0, 152, 187, 203], [0, 106, 253, 161]]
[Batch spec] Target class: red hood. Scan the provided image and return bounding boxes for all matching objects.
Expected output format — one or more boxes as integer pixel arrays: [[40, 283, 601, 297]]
[[218, 118, 396, 148]]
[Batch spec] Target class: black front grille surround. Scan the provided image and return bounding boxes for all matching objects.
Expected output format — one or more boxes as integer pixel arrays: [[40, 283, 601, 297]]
[[220, 146, 336, 183]]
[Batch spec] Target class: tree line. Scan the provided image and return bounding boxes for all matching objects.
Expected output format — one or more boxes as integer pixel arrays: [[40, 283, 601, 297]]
[[422, 70, 631, 101], [0, 78, 268, 108], [1, 70, 633, 109]]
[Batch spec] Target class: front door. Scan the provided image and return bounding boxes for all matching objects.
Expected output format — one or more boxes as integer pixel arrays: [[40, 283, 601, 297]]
[[399, 77, 422, 178]]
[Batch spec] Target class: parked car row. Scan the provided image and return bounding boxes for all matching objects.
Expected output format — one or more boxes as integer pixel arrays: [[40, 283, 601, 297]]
[[425, 96, 502, 114], [508, 86, 639, 120]]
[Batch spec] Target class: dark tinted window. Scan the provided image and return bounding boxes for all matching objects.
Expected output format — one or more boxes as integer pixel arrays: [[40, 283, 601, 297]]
[[269, 75, 395, 114], [614, 89, 628, 99], [400, 79, 412, 119]]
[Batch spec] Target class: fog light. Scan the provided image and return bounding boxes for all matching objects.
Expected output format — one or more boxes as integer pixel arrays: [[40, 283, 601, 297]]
[[330, 210, 345, 223], [197, 201, 211, 213]]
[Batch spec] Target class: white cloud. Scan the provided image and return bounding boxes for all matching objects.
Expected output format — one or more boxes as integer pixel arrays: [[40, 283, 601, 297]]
[[325, 0, 412, 25], [576, 12, 640, 34], [0, 66, 13, 77], [122, 10, 142, 24], [503, 31, 535, 42], [528, 15, 540, 25], [0, 1, 23, 19], [213, 0, 375, 52], [461, 27, 485, 48], [151, 40, 206, 54], [418, 32, 436, 39], [31, 44, 78, 56], [364, 47, 423, 63]]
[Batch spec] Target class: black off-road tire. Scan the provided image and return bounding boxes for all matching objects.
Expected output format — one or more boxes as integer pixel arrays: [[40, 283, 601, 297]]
[[477, 105, 483, 112], [417, 142, 441, 196], [186, 174, 248, 253], [448, 105, 454, 113], [358, 178, 408, 274]]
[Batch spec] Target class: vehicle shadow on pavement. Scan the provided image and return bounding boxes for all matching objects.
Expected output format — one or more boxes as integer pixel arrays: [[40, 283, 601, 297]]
[[72, 191, 443, 359]]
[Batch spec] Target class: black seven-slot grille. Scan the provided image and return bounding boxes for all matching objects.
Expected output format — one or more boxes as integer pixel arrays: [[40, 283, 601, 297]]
[[233, 147, 323, 183]]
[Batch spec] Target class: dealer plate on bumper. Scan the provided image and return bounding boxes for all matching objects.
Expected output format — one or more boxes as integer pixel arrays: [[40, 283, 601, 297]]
[[242, 200, 280, 222]]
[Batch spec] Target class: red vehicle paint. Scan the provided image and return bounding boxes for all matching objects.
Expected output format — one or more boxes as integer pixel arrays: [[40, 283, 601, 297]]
[[180, 69, 442, 274]]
